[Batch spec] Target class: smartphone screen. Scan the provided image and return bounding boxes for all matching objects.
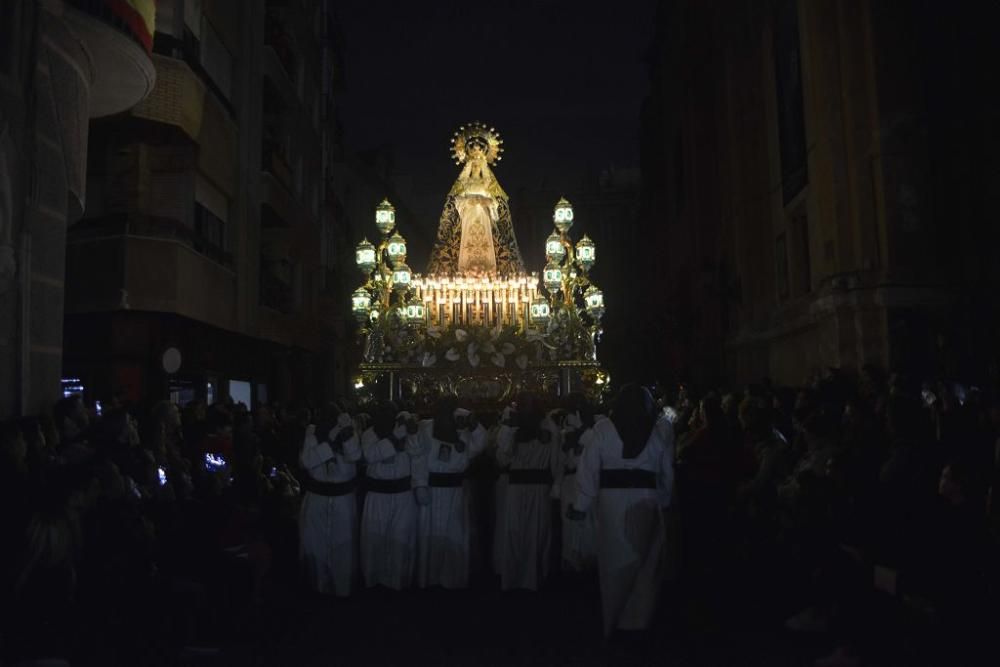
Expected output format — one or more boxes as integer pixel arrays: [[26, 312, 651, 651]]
[[269, 466, 278, 478], [157, 466, 167, 486], [95, 400, 103, 416], [204, 452, 226, 472]]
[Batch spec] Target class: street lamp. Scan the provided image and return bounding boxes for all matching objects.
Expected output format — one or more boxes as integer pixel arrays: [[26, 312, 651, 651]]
[[352, 287, 372, 323], [392, 262, 412, 291], [387, 230, 407, 267], [543, 261, 563, 294], [576, 235, 596, 272], [584, 286, 605, 320], [545, 231, 566, 263], [375, 199, 395, 236], [553, 197, 574, 234], [529, 295, 550, 327], [405, 301, 426, 325], [355, 238, 377, 274]]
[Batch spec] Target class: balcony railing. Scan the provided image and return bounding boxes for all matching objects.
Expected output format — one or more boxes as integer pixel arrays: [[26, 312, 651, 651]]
[[70, 213, 233, 268]]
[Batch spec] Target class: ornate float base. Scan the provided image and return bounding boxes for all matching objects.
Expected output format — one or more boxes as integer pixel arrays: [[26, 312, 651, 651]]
[[355, 361, 609, 413]]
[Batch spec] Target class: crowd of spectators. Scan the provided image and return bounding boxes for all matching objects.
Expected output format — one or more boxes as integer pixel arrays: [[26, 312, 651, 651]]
[[1, 363, 998, 666], [0, 394, 306, 665], [665, 366, 999, 666]]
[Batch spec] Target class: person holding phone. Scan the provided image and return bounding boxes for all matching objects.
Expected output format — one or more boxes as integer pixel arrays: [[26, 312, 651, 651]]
[[415, 398, 488, 589], [299, 407, 361, 596]]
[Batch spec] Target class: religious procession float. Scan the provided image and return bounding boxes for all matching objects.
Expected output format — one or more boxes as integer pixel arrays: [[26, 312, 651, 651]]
[[349, 123, 609, 410]]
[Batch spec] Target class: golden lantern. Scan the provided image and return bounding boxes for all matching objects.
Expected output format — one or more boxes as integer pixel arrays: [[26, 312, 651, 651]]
[[584, 286, 605, 320], [543, 261, 563, 293], [553, 197, 574, 234], [576, 235, 596, 272], [355, 238, 377, 274], [529, 295, 551, 327], [387, 230, 407, 267], [375, 199, 396, 236], [392, 262, 412, 291], [351, 287, 372, 322], [545, 231, 566, 262]]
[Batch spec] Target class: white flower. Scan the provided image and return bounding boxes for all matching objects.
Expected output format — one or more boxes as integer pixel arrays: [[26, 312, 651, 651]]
[[467, 342, 478, 357], [491, 352, 506, 367], [427, 326, 443, 339], [455, 329, 468, 342], [469, 352, 481, 367], [445, 348, 460, 362], [501, 342, 516, 355], [490, 323, 503, 340], [516, 354, 528, 370], [422, 352, 437, 367], [482, 341, 496, 354]]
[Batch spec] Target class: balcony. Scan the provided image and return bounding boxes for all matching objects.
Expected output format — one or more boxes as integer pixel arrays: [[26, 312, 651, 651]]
[[66, 215, 237, 332], [131, 55, 238, 196], [70, 214, 232, 268], [63, 0, 156, 117]]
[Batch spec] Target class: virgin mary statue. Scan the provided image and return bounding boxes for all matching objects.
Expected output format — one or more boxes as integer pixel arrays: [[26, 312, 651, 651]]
[[426, 122, 526, 277]]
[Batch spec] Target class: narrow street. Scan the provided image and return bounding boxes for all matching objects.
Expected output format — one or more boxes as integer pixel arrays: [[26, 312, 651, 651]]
[[225, 576, 814, 666]]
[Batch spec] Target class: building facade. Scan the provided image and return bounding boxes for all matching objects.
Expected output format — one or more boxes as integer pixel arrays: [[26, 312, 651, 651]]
[[641, 0, 1000, 388], [1, 0, 157, 419], [62, 0, 349, 409]]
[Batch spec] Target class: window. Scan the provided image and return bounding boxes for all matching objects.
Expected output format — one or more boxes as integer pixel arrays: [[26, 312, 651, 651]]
[[150, 171, 192, 224], [199, 17, 233, 100], [194, 174, 228, 252], [776, 233, 789, 300], [773, 0, 808, 204], [194, 203, 225, 252]]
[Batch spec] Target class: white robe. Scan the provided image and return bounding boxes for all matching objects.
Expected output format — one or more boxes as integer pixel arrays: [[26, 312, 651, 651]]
[[495, 420, 562, 591], [557, 430, 598, 572], [574, 416, 675, 635], [299, 422, 361, 596], [360, 426, 424, 590], [490, 423, 509, 576], [416, 420, 488, 589]]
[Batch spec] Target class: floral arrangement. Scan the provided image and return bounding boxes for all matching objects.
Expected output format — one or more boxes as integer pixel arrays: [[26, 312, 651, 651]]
[[365, 306, 594, 369]]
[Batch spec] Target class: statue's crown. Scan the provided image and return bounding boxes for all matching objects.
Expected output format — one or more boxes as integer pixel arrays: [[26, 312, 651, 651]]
[[450, 121, 504, 166]]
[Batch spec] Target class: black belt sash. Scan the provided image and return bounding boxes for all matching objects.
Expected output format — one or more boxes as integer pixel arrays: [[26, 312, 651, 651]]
[[508, 469, 554, 485], [428, 472, 466, 488], [600, 469, 656, 489], [365, 475, 413, 494], [303, 476, 357, 497]]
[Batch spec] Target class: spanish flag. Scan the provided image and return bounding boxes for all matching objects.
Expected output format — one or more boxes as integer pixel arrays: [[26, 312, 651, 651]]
[[105, 0, 156, 53]]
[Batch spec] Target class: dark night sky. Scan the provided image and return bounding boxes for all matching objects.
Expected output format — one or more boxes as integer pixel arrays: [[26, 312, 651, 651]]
[[335, 0, 657, 243]]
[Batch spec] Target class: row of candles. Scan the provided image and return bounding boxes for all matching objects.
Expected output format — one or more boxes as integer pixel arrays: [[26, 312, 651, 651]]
[[410, 272, 542, 328]]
